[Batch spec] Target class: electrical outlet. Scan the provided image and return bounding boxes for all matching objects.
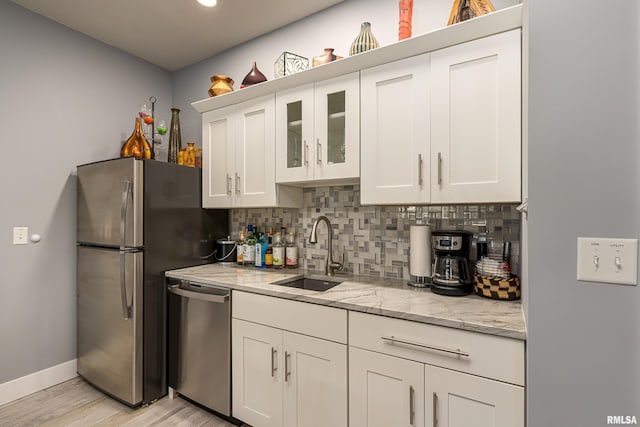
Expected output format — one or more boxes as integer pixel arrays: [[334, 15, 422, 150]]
[[13, 227, 28, 245], [577, 237, 638, 285]]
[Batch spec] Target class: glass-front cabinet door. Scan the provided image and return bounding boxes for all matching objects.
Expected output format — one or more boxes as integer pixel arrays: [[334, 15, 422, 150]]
[[314, 72, 360, 182], [276, 73, 359, 184], [276, 84, 314, 183]]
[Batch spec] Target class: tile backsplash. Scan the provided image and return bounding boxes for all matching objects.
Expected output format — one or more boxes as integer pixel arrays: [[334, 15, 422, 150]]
[[230, 185, 521, 280]]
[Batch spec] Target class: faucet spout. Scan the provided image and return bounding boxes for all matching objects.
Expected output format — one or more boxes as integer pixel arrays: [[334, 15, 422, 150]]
[[308, 216, 343, 276]]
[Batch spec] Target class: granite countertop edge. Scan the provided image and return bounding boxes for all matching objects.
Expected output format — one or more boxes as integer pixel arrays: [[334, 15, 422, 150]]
[[165, 264, 527, 341]]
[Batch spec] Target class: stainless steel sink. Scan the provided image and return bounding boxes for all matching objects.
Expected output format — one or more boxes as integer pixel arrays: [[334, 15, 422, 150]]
[[272, 276, 343, 292]]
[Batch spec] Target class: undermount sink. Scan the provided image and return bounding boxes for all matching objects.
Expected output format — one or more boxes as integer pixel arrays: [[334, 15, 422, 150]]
[[272, 276, 343, 292]]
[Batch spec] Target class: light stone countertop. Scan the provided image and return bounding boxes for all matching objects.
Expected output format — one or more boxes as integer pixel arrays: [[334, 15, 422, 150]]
[[165, 263, 527, 340]]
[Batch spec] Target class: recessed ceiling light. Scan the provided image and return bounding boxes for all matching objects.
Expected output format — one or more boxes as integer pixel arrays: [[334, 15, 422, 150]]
[[197, 0, 217, 6]]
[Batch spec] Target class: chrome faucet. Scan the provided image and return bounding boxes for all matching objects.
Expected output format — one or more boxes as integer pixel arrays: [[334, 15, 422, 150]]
[[308, 216, 344, 276]]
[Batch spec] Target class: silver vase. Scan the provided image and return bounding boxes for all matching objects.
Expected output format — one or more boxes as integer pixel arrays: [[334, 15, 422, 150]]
[[349, 22, 379, 56]]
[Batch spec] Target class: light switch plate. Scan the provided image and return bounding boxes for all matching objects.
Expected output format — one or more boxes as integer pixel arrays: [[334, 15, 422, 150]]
[[577, 237, 638, 285], [13, 227, 28, 245]]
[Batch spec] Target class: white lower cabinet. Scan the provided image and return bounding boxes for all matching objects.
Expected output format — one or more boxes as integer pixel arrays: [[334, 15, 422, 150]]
[[426, 365, 524, 427], [231, 291, 348, 427], [231, 292, 524, 427], [232, 319, 283, 427], [283, 331, 347, 427], [348, 311, 524, 427], [349, 346, 424, 427]]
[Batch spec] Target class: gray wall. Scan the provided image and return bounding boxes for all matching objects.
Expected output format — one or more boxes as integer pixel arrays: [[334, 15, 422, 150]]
[[172, 0, 518, 146], [0, 1, 172, 384], [527, 0, 640, 425]]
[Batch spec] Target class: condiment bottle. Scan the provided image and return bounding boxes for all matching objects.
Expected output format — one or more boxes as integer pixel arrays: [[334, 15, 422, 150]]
[[285, 231, 298, 269], [236, 231, 245, 265]]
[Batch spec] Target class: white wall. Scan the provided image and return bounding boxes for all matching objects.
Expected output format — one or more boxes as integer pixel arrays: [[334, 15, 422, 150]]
[[0, 1, 172, 384], [527, 0, 640, 424]]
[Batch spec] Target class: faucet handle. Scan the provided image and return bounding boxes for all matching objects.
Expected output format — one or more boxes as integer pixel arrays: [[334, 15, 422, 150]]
[[330, 252, 345, 273]]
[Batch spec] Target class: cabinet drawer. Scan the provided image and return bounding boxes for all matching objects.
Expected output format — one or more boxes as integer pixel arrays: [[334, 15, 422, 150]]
[[232, 291, 347, 344], [349, 311, 524, 385]]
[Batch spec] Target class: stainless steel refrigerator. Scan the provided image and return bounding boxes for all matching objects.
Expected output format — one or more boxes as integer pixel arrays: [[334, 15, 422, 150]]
[[76, 157, 228, 406]]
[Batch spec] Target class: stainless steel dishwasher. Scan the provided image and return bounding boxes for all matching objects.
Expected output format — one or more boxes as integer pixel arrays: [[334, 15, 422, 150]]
[[167, 278, 231, 416]]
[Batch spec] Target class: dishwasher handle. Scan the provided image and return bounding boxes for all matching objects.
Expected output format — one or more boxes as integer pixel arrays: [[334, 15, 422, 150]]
[[168, 284, 230, 304]]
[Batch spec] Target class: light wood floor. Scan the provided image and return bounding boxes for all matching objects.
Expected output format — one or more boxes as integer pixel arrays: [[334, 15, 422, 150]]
[[0, 377, 242, 426]]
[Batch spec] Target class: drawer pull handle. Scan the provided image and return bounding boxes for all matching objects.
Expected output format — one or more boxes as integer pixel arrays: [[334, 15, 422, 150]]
[[381, 335, 470, 358], [433, 392, 438, 427], [285, 351, 291, 382], [409, 385, 415, 425], [271, 347, 277, 377]]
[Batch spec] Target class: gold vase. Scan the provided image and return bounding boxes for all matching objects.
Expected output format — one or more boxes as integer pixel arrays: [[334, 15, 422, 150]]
[[120, 117, 151, 159], [208, 75, 234, 97]]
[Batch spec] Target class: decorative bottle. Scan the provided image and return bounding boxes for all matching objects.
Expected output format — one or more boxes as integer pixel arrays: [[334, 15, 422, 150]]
[[167, 108, 182, 164], [349, 22, 379, 56], [285, 231, 299, 269], [120, 117, 151, 159], [272, 232, 285, 269]]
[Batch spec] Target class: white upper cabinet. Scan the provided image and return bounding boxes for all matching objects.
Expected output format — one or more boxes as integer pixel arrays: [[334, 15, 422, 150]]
[[202, 94, 302, 208], [276, 73, 360, 185], [194, 6, 524, 206], [360, 54, 431, 205], [430, 29, 521, 203]]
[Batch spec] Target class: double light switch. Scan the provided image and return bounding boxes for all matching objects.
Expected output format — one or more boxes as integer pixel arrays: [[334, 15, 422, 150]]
[[577, 237, 638, 285]]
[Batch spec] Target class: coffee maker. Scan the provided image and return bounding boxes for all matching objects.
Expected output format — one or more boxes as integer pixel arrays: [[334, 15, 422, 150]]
[[431, 230, 473, 296]]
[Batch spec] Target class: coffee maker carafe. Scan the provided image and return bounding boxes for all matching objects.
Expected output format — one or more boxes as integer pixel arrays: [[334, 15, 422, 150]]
[[431, 230, 473, 296]]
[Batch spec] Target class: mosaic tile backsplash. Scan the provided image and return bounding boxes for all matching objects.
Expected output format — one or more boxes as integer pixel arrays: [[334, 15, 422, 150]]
[[230, 185, 521, 280]]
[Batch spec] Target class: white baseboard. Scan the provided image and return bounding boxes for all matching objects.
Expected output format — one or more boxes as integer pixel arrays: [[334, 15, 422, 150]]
[[0, 359, 77, 406]]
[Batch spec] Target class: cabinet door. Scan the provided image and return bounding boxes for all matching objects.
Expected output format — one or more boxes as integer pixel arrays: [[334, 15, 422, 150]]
[[360, 55, 430, 205], [314, 72, 360, 181], [202, 106, 235, 208], [235, 94, 277, 207], [430, 30, 521, 203], [349, 347, 424, 427], [276, 85, 314, 183], [232, 319, 283, 427], [425, 365, 524, 427], [283, 332, 347, 427]]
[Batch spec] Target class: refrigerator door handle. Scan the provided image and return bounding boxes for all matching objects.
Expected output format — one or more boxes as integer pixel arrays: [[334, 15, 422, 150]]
[[119, 252, 132, 320], [120, 180, 132, 251], [119, 180, 132, 320]]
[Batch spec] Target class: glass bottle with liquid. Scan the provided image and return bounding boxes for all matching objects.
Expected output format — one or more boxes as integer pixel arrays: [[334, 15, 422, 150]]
[[265, 227, 274, 268], [272, 232, 285, 269], [285, 231, 299, 269], [236, 231, 245, 265], [255, 232, 268, 268], [243, 224, 256, 266]]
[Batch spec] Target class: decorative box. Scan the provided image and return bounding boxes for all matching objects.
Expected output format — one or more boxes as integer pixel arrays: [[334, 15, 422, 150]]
[[274, 52, 309, 78]]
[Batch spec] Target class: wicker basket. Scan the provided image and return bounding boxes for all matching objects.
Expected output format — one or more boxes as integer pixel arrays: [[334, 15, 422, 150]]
[[473, 274, 521, 301]]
